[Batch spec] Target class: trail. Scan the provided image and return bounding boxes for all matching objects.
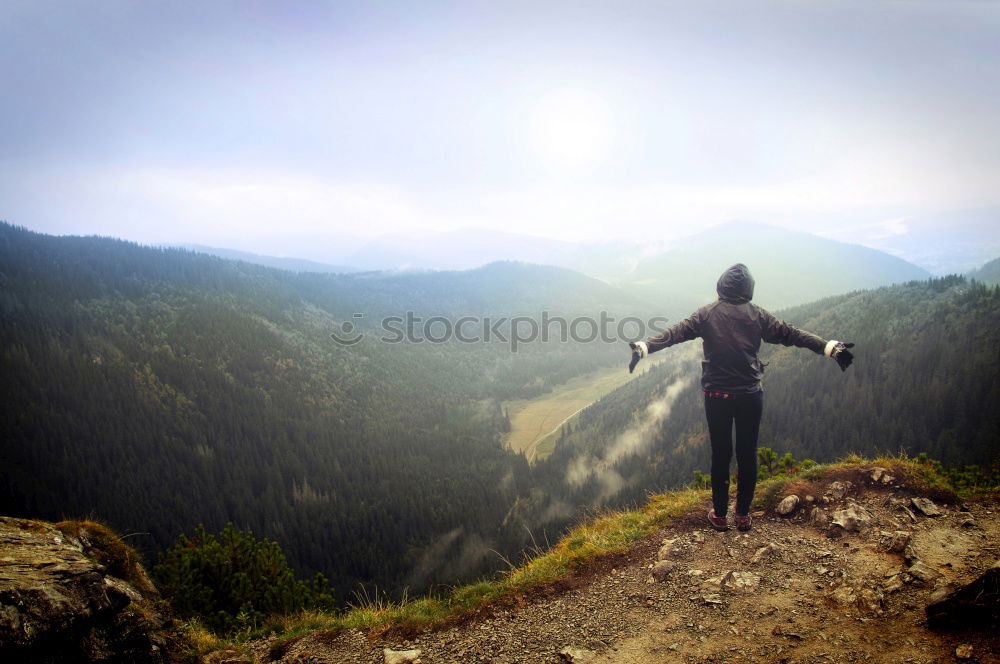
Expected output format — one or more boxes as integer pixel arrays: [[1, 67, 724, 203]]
[[257, 466, 1000, 664]]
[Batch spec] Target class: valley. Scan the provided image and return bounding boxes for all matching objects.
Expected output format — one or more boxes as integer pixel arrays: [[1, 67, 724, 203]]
[[503, 359, 668, 462]]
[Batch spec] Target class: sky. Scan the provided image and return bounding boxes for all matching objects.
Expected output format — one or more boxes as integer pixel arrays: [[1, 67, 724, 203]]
[[1, 0, 998, 262]]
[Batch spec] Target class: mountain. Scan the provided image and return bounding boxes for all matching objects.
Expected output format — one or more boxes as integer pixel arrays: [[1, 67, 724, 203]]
[[182, 244, 360, 274], [343, 227, 640, 278], [968, 256, 1000, 285], [292, 221, 934, 318], [621, 221, 931, 313], [0, 223, 653, 601], [344, 228, 577, 271], [851, 206, 1000, 275]]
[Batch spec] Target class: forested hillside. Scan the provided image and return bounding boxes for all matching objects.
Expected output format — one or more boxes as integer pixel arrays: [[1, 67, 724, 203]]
[[534, 275, 1000, 512], [968, 256, 1000, 285], [3, 223, 997, 605], [0, 223, 654, 600]]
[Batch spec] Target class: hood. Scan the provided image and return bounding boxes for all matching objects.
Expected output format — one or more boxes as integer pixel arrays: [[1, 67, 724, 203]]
[[716, 263, 755, 303]]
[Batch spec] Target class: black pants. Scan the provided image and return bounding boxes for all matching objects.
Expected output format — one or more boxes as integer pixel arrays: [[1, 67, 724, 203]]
[[704, 390, 763, 517]]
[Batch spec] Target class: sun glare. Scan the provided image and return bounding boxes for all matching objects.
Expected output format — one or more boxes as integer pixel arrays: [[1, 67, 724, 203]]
[[530, 89, 614, 173]]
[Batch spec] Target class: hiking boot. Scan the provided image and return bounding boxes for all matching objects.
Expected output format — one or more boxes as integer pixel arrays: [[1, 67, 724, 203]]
[[734, 513, 752, 531], [707, 508, 729, 531]]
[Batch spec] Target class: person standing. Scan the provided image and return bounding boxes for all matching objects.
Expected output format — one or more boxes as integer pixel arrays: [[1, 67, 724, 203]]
[[627, 263, 854, 531]]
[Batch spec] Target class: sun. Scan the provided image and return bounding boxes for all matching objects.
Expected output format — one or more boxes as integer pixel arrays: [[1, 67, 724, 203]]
[[530, 89, 614, 173]]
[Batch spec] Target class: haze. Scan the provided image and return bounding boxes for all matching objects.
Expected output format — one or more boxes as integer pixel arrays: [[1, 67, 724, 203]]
[[2, 1, 998, 267]]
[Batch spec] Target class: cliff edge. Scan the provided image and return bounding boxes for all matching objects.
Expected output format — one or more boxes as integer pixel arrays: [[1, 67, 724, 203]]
[[0, 517, 174, 663]]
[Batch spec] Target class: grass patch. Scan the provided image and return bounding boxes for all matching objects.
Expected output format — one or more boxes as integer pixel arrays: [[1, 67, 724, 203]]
[[54, 519, 155, 595], [177, 619, 231, 655], [749, 452, 994, 512]]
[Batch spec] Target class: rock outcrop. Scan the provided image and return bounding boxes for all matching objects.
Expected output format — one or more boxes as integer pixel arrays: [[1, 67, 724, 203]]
[[0, 516, 169, 662], [925, 560, 1000, 629]]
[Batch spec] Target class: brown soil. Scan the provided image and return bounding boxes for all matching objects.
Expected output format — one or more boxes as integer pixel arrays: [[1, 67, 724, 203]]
[[252, 473, 1000, 664]]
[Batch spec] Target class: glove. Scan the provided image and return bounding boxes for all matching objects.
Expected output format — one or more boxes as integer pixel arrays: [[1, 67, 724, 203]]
[[628, 341, 648, 374], [825, 340, 855, 372]]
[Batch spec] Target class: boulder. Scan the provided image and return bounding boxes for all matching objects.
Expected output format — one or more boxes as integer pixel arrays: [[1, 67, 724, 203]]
[[879, 530, 911, 554], [856, 587, 885, 616], [651, 560, 675, 582], [883, 574, 904, 593], [870, 467, 894, 484], [828, 584, 884, 617], [751, 542, 784, 564], [0, 517, 167, 662], [907, 560, 941, 585], [925, 560, 1000, 629], [657, 538, 676, 561], [826, 481, 852, 501], [721, 571, 761, 591], [559, 646, 596, 663], [810, 508, 829, 528], [911, 497, 943, 517], [384, 647, 422, 664], [829, 504, 872, 534], [776, 495, 800, 517]]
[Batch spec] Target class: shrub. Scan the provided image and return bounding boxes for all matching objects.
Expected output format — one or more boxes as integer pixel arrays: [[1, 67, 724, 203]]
[[154, 523, 334, 634]]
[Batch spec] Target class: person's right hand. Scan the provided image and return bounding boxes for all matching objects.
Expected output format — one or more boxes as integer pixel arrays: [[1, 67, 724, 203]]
[[831, 342, 855, 371]]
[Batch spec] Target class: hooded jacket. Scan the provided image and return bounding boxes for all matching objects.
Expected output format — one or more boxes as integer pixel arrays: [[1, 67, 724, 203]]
[[643, 263, 827, 393]]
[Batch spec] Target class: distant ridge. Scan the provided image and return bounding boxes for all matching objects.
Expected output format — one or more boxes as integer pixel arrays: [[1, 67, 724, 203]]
[[855, 206, 1000, 275], [182, 244, 360, 274], [184, 222, 933, 315], [623, 221, 931, 312]]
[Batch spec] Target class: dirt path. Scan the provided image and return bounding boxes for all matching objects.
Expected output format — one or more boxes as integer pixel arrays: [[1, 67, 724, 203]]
[[260, 473, 1000, 664]]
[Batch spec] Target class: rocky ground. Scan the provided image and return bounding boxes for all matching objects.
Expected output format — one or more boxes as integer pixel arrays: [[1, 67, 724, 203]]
[[255, 466, 999, 664]]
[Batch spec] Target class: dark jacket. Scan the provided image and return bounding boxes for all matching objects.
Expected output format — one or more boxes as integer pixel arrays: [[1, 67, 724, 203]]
[[645, 263, 827, 393]]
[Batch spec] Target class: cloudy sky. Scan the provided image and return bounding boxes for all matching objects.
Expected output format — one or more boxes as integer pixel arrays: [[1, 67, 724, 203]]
[[1, 0, 998, 260]]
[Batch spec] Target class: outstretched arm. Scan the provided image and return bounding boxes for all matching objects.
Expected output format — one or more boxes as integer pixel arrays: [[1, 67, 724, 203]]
[[761, 310, 854, 371], [628, 312, 703, 373]]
